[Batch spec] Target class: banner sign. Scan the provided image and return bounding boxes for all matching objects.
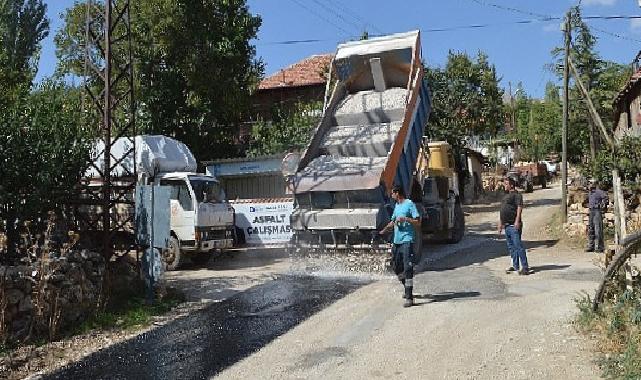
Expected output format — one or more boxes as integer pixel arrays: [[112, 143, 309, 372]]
[[232, 201, 294, 244]]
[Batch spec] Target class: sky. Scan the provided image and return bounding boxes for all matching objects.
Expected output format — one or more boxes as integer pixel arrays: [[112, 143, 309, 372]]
[[37, 0, 641, 98]]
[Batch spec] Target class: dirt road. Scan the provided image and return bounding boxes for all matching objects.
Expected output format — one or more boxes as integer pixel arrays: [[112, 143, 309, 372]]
[[44, 186, 601, 379], [211, 186, 600, 380]]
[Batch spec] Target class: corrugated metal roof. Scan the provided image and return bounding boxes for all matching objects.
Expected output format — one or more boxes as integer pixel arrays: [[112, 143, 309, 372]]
[[202, 154, 285, 166], [230, 197, 293, 204]]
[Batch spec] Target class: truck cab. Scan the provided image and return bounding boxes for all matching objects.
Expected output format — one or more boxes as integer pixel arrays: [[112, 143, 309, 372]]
[[156, 172, 235, 270]]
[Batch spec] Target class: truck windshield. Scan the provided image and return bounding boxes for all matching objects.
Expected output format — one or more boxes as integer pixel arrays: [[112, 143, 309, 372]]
[[189, 178, 225, 203]]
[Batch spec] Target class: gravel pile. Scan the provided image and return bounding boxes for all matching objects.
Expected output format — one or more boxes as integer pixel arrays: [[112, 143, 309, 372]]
[[321, 122, 402, 147], [302, 155, 386, 176], [333, 88, 407, 125]]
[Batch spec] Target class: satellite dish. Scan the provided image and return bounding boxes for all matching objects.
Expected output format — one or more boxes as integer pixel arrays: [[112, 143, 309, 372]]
[[281, 152, 301, 177]]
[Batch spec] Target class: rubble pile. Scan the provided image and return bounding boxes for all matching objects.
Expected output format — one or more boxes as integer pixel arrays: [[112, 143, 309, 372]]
[[1, 250, 105, 343]]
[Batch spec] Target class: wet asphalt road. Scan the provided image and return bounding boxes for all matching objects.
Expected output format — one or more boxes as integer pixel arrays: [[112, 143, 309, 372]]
[[45, 275, 368, 380]]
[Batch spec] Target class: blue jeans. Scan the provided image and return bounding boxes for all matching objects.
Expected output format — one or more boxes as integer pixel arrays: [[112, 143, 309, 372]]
[[392, 242, 414, 287], [505, 225, 528, 270]]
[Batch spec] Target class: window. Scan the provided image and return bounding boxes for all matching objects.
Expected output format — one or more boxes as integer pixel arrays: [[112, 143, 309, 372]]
[[189, 178, 225, 203], [160, 180, 193, 211]]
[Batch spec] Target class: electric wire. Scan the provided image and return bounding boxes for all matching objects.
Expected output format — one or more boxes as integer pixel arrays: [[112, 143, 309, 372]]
[[309, 0, 365, 34], [466, 0, 641, 43], [256, 15, 641, 45], [288, 0, 352, 37], [324, 0, 386, 35]]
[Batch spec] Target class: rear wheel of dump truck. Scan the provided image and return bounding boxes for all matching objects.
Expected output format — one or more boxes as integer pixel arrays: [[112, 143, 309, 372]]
[[446, 202, 465, 244], [163, 236, 186, 271]]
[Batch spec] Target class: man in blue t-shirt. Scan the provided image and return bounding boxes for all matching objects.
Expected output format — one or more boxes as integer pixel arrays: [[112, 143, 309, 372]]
[[379, 185, 421, 307]]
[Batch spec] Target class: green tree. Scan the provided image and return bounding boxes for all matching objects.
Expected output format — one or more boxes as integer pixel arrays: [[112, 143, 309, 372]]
[[552, 6, 631, 162], [55, 0, 263, 161], [0, 82, 92, 257], [510, 82, 562, 162], [0, 0, 49, 108], [246, 101, 322, 157], [425, 50, 505, 150]]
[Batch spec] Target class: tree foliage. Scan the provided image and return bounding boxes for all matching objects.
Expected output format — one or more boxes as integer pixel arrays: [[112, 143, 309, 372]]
[[425, 50, 504, 151], [246, 101, 322, 157], [509, 82, 562, 161], [0, 0, 49, 108], [585, 137, 641, 187], [55, 0, 263, 161], [0, 82, 92, 256], [551, 6, 631, 162]]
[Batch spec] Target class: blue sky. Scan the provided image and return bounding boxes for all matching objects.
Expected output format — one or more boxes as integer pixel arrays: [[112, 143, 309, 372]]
[[38, 0, 641, 97]]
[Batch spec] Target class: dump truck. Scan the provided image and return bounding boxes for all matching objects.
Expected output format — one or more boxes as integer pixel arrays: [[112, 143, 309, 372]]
[[289, 31, 464, 264], [417, 142, 465, 243], [509, 162, 548, 193], [84, 135, 235, 270]]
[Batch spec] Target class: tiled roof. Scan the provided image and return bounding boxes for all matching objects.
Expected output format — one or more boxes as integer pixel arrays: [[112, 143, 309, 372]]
[[258, 54, 333, 90]]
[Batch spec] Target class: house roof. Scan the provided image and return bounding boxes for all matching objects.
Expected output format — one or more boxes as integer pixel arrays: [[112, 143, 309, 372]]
[[258, 54, 333, 90], [613, 68, 641, 127]]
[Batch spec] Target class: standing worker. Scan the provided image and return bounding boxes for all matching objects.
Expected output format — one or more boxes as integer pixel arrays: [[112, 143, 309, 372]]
[[498, 177, 532, 275], [380, 185, 421, 307], [586, 181, 608, 253]]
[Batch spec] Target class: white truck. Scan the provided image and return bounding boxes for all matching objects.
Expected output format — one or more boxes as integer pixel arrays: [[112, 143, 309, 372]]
[[87, 135, 235, 270]]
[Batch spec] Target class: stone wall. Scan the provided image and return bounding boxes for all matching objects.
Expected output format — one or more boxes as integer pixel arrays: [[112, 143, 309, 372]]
[[564, 186, 641, 238], [1, 250, 105, 343]]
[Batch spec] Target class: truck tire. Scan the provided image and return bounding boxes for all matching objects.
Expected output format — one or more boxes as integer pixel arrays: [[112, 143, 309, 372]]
[[163, 236, 185, 271], [446, 202, 465, 244]]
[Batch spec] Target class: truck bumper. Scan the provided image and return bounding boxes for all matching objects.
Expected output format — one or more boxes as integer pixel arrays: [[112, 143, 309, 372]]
[[184, 238, 234, 253]]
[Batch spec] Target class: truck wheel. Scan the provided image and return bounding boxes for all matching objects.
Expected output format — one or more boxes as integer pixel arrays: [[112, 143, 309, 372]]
[[191, 252, 211, 266], [163, 236, 185, 271], [447, 202, 465, 244]]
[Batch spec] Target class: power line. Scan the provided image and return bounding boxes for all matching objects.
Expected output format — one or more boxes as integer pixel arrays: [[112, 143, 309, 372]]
[[255, 15, 641, 46], [308, 0, 363, 34], [288, 0, 352, 37], [324, 0, 385, 35], [467, 0, 549, 19], [466, 0, 641, 43]]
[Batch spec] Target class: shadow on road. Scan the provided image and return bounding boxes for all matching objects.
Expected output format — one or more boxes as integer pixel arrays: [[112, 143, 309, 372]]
[[414, 291, 481, 303], [530, 264, 571, 272], [523, 239, 559, 250]]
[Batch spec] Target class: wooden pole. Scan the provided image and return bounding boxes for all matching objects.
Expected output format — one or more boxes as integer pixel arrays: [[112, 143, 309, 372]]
[[561, 12, 570, 223]]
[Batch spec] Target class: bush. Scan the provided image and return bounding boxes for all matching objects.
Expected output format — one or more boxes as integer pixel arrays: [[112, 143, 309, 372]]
[[576, 290, 641, 379], [0, 81, 92, 261], [582, 136, 641, 187]]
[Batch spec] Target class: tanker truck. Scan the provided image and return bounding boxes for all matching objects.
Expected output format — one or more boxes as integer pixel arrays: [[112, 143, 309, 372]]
[[84, 135, 235, 270], [289, 31, 464, 264]]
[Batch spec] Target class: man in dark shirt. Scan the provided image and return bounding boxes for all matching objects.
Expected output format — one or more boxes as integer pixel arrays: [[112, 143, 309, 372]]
[[498, 177, 532, 275], [586, 181, 608, 253]]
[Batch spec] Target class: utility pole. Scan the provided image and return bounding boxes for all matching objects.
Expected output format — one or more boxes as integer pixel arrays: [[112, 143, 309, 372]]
[[561, 11, 571, 223], [509, 81, 516, 132]]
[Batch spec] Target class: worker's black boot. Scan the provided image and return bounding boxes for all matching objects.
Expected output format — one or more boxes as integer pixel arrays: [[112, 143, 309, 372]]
[[403, 286, 414, 307]]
